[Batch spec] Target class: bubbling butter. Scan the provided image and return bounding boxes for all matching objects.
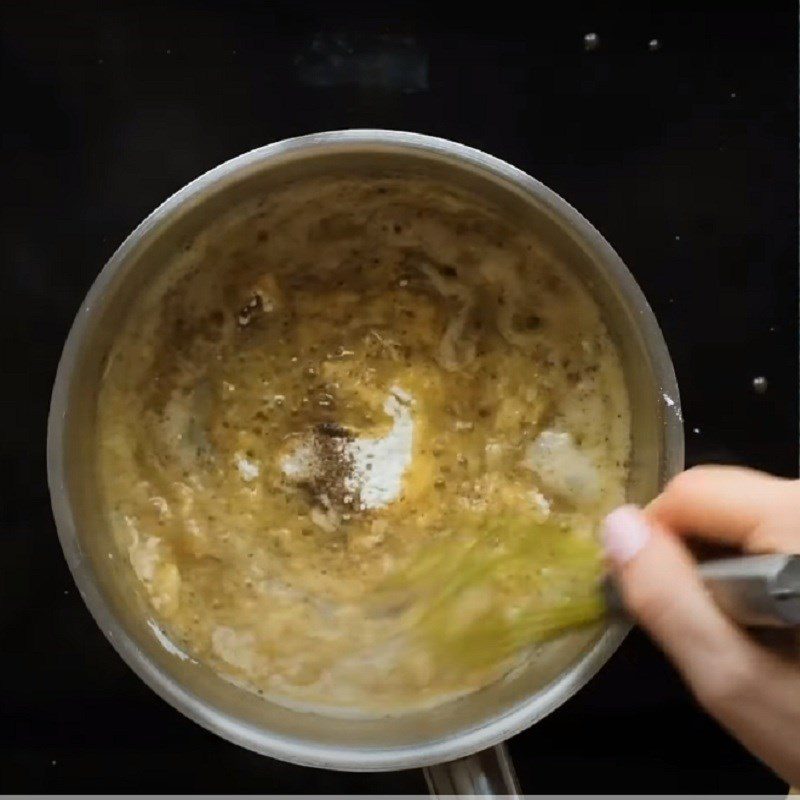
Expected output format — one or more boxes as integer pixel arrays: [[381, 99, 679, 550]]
[[97, 177, 631, 714]]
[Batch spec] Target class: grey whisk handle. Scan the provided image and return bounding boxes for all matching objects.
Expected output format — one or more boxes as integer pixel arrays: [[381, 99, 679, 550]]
[[604, 554, 800, 628]]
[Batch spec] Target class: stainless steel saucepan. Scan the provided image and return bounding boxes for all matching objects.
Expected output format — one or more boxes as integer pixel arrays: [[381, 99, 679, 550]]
[[48, 130, 684, 794]]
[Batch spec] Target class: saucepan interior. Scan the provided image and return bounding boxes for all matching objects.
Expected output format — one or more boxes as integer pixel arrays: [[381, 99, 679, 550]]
[[48, 131, 683, 771]]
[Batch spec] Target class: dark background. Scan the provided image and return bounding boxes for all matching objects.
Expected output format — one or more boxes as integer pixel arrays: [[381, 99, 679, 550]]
[[2, 0, 797, 793]]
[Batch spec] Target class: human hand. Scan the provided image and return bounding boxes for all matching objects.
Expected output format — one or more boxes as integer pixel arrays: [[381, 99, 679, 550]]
[[602, 466, 800, 786]]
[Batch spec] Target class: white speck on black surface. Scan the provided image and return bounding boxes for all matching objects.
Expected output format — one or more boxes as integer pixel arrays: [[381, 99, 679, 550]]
[[583, 32, 600, 51]]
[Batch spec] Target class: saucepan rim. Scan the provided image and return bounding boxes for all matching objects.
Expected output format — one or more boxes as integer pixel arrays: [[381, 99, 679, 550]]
[[47, 129, 683, 771]]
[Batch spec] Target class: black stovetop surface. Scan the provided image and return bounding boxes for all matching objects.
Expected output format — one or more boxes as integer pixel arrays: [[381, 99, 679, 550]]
[[2, 2, 797, 793]]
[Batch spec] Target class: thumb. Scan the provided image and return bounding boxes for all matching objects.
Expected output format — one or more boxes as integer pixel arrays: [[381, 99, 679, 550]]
[[601, 505, 757, 705]]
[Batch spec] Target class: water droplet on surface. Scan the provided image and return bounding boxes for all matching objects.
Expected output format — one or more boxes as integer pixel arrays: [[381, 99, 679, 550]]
[[752, 376, 768, 394], [583, 32, 600, 51], [648, 39, 661, 51]]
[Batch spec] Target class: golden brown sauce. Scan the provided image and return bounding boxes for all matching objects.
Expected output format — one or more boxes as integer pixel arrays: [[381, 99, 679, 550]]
[[97, 178, 631, 714]]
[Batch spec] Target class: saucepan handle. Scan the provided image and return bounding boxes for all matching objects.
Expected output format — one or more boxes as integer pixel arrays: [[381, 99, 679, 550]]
[[423, 743, 521, 797]]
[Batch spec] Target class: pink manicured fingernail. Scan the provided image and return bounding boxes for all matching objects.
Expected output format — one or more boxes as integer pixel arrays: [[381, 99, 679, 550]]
[[602, 505, 651, 566]]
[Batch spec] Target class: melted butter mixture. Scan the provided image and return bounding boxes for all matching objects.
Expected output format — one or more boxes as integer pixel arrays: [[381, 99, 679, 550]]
[[97, 178, 631, 714]]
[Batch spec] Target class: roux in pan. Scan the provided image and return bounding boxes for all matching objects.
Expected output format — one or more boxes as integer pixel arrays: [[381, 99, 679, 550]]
[[97, 178, 631, 714]]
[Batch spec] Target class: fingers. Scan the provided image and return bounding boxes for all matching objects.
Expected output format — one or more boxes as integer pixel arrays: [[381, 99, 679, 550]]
[[602, 505, 758, 701], [647, 466, 796, 549], [604, 491, 800, 787]]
